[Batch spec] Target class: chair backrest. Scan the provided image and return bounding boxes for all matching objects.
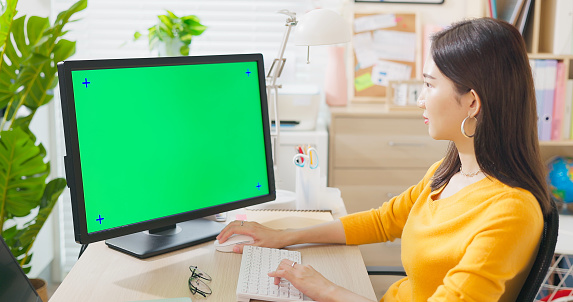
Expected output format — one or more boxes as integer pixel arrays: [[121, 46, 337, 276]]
[[515, 201, 559, 302]]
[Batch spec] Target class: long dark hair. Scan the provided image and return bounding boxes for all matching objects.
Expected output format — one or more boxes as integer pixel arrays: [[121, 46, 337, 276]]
[[429, 18, 552, 217]]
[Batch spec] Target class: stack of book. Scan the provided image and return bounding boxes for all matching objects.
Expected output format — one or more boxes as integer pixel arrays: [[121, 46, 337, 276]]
[[530, 59, 573, 141], [486, 0, 533, 34]]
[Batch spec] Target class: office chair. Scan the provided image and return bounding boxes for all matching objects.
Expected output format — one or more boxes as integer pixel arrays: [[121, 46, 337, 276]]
[[367, 201, 559, 301]]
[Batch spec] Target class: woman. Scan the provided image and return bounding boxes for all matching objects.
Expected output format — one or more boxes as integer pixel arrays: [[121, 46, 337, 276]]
[[216, 17, 551, 301]]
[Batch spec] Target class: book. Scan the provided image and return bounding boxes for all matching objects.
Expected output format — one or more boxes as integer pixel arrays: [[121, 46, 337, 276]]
[[530, 59, 544, 139], [496, 0, 526, 25], [485, 0, 493, 18], [551, 61, 566, 140], [563, 79, 573, 140], [540, 59, 558, 141], [552, 0, 573, 54], [245, 209, 333, 230], [515, 0, 533, 34]]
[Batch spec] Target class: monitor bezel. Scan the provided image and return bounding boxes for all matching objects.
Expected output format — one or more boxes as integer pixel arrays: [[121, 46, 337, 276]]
[[58, 53, 275, 244]]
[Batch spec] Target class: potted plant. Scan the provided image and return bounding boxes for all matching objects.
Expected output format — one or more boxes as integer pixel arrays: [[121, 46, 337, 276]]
[[0, 0, 86, 299], [134, 10, 207, 56]]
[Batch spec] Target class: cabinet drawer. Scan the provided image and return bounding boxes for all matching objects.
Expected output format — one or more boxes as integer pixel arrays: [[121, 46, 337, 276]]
[[333, 169, 427, 214], [339, 185, 412, 214], [331, 117, 448, 168], [331, 168, 427, 186]]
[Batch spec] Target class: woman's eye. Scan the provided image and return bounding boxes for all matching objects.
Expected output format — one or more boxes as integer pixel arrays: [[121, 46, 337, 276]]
[[424, 82, 432, 88]]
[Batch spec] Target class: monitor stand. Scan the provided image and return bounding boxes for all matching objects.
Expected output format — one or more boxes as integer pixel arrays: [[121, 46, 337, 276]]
[[105, 218, 224, 258]]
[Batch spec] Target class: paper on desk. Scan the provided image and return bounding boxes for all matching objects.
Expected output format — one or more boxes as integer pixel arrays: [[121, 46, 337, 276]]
[[353, 32, 377, 68], [246, 209, 333, 230], [373, 30, 416, 62], [354, 13, 397, 33], [126, 298, 192, 302], [371, 60, 412, 86]]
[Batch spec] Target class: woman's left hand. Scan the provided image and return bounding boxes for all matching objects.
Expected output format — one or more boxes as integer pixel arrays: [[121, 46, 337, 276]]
[[267, 259, 340, 302]]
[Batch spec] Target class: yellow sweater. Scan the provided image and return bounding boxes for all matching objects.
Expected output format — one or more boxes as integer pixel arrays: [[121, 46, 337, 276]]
[[340, 161, 543, 302]]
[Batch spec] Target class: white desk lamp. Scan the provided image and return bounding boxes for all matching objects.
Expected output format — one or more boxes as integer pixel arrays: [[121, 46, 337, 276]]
[[263, 8, 350, 207]]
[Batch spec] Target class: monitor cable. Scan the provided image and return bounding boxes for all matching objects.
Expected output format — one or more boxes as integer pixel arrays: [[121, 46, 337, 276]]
[[78, 243, 89, 259]]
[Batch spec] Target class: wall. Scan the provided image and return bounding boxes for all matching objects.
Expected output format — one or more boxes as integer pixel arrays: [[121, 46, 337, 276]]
[[18, 0, 50, 17]]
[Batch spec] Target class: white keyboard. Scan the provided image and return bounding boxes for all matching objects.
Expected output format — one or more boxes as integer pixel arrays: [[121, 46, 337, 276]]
[[236, 245, 304, 302]]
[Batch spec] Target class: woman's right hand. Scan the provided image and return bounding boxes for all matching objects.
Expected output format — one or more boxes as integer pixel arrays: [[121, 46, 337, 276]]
[[216, 220, 293, 253]]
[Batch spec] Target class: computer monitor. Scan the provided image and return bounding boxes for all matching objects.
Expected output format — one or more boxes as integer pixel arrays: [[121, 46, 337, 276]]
[[57, 53, 275, 258]]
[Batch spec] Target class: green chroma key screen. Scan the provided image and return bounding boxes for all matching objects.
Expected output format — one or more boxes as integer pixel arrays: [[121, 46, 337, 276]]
[[70, 61, 270, 233]]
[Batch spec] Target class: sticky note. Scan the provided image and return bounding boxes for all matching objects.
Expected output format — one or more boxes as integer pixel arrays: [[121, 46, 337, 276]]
[[371, 60, 412, 87], [355, 73, 375, 92]]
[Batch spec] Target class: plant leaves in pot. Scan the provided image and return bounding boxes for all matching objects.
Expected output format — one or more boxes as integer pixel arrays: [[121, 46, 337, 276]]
[[134, 10, 207, 56]]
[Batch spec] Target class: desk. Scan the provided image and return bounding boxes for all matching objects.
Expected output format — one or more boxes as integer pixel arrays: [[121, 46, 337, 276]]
[[49, 212, 377, 302]]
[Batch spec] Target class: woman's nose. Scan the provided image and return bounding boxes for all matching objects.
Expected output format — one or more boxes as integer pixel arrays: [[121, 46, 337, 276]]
[[417, 97, 425, 109]]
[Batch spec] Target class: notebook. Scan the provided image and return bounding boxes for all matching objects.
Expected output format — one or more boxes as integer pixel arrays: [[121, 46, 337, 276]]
[[0, 236, 42, 302]]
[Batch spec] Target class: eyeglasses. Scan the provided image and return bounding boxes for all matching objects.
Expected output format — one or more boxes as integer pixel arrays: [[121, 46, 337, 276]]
[[188, 265, 212, 298]]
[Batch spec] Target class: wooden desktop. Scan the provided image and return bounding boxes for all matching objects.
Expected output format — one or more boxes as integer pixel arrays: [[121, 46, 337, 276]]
[[49, 207, 377, 302]]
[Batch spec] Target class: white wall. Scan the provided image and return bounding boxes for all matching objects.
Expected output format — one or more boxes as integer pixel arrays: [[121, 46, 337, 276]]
[[17, 0, 50, 17]]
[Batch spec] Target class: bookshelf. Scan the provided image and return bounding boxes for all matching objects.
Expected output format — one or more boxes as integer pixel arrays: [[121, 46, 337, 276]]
[[524, 0, 573, 162]]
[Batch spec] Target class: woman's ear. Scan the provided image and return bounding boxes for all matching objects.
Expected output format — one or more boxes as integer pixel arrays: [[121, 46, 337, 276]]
[[467, 89, 482, 117]]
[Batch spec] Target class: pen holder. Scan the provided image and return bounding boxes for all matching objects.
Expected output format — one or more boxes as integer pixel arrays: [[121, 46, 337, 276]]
[[295, 165, 322, 210]]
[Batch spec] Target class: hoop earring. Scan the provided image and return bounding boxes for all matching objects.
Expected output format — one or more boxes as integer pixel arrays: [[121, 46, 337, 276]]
[[461, 116, 477, 138]]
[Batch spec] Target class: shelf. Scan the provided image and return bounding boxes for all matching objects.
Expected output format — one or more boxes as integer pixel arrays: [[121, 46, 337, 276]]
[[539, 140, 573, 147], [528, 53, 573, 60]]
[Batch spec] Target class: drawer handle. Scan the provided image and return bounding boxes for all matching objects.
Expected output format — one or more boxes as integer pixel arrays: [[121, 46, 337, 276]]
[[388, 141, 425, 147]]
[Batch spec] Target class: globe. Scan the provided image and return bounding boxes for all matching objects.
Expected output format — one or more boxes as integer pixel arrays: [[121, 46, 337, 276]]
[[547, 156, 573, 203]]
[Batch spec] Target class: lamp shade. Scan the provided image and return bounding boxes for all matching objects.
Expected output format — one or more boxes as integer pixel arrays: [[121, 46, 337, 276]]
[[293, 9, 351, 46]]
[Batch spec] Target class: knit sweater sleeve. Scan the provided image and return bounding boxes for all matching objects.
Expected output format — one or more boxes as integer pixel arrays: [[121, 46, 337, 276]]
[[339, 160, 442, 245]]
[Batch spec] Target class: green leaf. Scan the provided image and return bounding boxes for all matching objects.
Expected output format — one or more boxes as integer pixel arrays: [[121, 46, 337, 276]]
[[12, 115, 34, 139], [180, 44, 189, 56], [0, 0, 86, 130], [2, 224, 17, 240], [158, 15, 173, 29], [166, 10, 178, 19], [0, 0, 17, 59], [20, 252, 31, 273], [157, 23, 174, 38], [0, 127, 49, 218], [52, 39, 76, 67], [179, 34, 193, 44], [17, 178, 66, 267], [181, 15, 201, 23], [27, 16, 50, 56], [188, 25, 207, 37]]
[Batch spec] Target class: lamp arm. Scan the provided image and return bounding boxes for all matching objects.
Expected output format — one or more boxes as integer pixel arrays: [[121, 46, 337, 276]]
[[266, 12, 297, 186], [267, 14, 297, 87]]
